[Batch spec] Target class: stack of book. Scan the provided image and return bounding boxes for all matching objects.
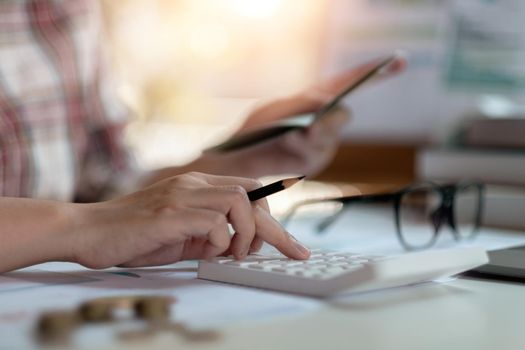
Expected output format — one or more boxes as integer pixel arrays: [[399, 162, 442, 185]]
[[417, 118, 525, 230]]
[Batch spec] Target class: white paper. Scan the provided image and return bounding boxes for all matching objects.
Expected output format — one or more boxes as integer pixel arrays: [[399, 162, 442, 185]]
[[0, 261, 320, 350], [282, 206, 525, 255]]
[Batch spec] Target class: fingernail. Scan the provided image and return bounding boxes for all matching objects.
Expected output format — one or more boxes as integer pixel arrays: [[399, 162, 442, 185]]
[[294, 242, 310, 258], [288, 233, 310, 258]]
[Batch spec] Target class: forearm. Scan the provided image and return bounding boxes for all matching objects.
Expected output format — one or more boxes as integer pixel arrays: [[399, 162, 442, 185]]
[[0, 197, 76, 273]]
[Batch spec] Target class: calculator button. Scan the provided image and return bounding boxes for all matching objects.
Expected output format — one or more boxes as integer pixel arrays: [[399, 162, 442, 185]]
[[271, 267, 288, 273], [335, 253, 364, 258], [224, 261, 256, 267], [210, 257, 235, 264], [341, 265, 361, 271], [247, 264, 265, 270]]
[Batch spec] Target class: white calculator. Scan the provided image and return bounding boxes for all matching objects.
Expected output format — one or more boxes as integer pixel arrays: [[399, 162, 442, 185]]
[[198, 247, 488, 297]]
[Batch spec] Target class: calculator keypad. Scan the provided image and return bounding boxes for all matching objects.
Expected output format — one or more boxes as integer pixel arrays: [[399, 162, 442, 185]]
[[212, 250, 381, 279], [199, 247, 488, 297]]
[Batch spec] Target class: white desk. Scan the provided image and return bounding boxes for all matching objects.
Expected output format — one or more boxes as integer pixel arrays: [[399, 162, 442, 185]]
[[1, 259, 524, 350], [99, 276, 525, 350], [2, 226, 525, 350]]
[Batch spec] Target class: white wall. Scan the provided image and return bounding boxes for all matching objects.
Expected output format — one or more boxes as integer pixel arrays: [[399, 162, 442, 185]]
[[320, 0, 525, 144]]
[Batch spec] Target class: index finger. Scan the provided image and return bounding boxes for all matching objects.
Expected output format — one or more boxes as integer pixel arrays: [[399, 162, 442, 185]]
[[253, 205, 310, 260], [195, 173, 271, 211]]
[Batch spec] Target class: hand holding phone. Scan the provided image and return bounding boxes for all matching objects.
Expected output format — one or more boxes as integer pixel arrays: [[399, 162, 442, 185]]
[[206, 53, 401, 153]]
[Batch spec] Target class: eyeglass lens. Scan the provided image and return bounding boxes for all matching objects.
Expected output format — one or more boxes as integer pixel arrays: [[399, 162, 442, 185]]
[[453, 184, 481, 239], [398, 184, 481, 249], [398, 187, 442, 248]]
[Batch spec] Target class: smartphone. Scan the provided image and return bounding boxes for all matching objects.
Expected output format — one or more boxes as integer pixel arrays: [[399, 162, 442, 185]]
[[206, 53, 399, 153]]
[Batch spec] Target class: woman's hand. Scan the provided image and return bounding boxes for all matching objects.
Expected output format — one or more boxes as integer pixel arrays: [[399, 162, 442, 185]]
[[241, 56, 406, 130], [71, 172, 310, 269], [208, 106, 350, 178], [193, 56, 406, 179]]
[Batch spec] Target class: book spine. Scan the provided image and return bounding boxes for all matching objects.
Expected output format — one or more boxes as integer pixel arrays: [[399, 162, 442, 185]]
[[482, 193, 525, 230], [417, 150, 525, 186], [464, 120, 525, 149]]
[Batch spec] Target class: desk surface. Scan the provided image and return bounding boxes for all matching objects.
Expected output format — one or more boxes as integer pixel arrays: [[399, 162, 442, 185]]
[[2, 226, 525, 350], [1, 264, 523, 350], [100, 277, 524, 350]]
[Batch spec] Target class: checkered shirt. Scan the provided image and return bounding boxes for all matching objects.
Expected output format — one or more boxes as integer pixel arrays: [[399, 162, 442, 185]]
[[0, 0, 136, 202]]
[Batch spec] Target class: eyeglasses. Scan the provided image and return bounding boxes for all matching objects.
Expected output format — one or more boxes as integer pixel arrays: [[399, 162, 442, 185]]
[[282, 182, 485, 251]]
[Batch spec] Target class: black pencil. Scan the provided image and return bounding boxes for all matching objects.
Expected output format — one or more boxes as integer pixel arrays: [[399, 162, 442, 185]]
[[247, 176, 305, 201]]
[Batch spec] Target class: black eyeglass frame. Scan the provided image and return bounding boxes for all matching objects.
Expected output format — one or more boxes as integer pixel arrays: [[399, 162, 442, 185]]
[[282, 182, 485, 251]]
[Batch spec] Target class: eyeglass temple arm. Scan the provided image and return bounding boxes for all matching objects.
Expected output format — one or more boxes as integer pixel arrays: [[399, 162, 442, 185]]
[[339, 193, 396, 205], [315, 194, 396, 232], [282, 193, 396, 228]]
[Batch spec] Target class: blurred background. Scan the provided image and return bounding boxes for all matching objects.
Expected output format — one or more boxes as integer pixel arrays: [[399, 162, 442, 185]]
[[102, 0, 327, 168], [100, 0, 525, 208]]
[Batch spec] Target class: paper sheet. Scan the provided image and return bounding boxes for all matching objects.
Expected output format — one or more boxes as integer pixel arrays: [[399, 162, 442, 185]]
[[283, 205, 525, 255], [0, 261, 320, 350]]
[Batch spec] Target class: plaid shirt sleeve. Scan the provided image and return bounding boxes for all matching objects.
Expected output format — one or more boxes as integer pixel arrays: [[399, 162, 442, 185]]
[[0, 0, 141, 202], [73, 12, 142, 202], [74, 50, 141, 203]]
